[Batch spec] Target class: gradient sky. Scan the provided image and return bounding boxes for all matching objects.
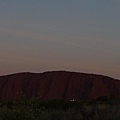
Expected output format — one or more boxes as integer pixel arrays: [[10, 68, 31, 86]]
[[0, 0, 120, 79]]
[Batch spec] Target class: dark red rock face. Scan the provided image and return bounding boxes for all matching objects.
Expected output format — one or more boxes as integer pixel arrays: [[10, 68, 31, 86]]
[[0, 71, 119, 101]]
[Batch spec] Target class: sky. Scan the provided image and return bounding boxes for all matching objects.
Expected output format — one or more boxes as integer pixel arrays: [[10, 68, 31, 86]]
[[0, 0, 120, 79]]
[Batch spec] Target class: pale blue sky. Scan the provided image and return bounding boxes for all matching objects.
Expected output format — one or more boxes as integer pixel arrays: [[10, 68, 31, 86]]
[[0, 0, 120, 79]]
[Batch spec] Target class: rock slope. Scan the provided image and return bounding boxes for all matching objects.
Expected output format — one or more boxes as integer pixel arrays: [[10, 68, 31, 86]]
[[0, 71, 119, 101]]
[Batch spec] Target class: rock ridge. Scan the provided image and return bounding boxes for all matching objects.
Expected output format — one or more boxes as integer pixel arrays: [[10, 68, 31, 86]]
[[0, 71, 119, 101]]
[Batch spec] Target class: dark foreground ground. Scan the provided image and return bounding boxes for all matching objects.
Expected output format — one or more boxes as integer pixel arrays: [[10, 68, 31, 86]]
[[0, 97, 120, 120]]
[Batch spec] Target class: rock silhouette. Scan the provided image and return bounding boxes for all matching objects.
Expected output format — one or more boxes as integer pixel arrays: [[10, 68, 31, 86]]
[[0, 71, 120, 101]]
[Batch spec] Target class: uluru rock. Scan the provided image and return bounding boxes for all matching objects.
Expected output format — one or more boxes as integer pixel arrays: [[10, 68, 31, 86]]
[[0, 71, 120, 101]]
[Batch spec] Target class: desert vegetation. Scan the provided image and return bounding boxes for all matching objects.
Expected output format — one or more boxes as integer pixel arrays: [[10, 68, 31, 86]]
[[0, 96, 120, 120]]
